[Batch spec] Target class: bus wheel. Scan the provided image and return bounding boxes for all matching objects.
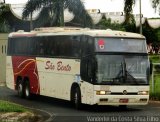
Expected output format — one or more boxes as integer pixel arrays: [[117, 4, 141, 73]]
[[74, 87, 81, 109], [24, 81, 31, 99], [17, 81, 24, 98]]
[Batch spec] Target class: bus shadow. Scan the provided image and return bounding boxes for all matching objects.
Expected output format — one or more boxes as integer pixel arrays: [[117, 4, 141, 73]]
[[29, 94, 73, 108], [81, 104, 142, 112], [26, 94, 142, 112]]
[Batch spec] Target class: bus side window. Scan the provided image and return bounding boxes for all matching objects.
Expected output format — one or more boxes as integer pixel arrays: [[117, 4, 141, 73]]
[[39, 42, 44, 55], [28, 37, 36, 56], [36, 39, 45, 56], [50, 41, 55, 56], [81, 36, 94, 56], [43, 36, 56, 57], [71, 36, 81, 57]]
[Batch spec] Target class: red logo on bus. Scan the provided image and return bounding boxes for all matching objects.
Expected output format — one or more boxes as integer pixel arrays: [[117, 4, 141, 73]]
[[98, 39, 105, 49]]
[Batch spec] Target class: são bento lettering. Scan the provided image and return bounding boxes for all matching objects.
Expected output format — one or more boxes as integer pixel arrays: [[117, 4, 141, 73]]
[[45, 60, 71, 71]]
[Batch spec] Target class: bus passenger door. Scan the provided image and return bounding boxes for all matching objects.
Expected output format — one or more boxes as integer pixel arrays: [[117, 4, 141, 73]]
[[80, 57, 95, 105]]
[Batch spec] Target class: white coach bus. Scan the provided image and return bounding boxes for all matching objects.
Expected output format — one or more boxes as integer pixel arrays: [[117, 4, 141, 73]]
[[6, 27, 151, 109]]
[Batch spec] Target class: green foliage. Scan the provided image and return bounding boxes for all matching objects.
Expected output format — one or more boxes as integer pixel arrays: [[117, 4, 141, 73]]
[[150, 74, 160, 100], [124, 0, 135, 24], [149, 55, 160, 100], [156, 28, 160, 41], [150, 92, 160, 100], [142, 20, 157, 44], [0, 20, 10, 32], [141, 20, 160, 54], [150, 55, 160, 63], [95, 17, 125, 31], [122, 15, 136, 32], [95, 15, 137, 32], [0, 3, 10, 32], [0, 100, 27, 112], [152, 0, 160, 15]]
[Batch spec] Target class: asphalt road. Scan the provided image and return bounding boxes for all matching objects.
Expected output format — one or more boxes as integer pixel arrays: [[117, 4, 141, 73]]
[[0, 86, 160, 122]]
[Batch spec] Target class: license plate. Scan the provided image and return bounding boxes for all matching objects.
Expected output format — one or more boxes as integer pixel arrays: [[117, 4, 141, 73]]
[[119, 99, 128, 103]]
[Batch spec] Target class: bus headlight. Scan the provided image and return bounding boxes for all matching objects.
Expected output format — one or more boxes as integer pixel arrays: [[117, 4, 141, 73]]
[[96, 91, 111, 95], [138, 91, 149, 95]]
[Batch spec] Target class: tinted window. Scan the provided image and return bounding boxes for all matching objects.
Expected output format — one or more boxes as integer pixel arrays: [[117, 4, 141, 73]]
[[95, 38, 147, 53], [81, 36, 94, 56], [44, 36, 81, 57], [8, 35, 82, 58], [8, 37, 31, 55]]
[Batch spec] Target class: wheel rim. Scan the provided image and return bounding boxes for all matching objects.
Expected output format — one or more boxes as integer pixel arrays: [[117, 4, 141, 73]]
[[74, 92, 78, 105], [18, 84, 23, 96], [25, 87, 29, 97]]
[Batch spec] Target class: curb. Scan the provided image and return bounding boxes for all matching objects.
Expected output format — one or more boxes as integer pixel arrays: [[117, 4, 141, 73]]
[[149, 100, 160, 104], [0, 112, 42, 122]]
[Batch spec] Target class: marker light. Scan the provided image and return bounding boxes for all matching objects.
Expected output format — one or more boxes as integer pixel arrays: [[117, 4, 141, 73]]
[[96, 91, 111, 95], [138, 91, 149, 95]]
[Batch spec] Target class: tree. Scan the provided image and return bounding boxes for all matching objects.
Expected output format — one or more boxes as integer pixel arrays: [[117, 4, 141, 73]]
[[0, 0, 5, 3], [123, 0, 160, 23], [0, 2, 31, 32], [0, 2, 10, 32], [152, 0, 160, 15], [124, 0, 135, 24], [22, 0, 92, 28], [95, 16, 125, 31], [123, 0, 136, 33]]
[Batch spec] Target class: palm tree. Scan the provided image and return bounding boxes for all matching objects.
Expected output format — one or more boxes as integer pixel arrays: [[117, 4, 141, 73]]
[[123, 0, 160, 33], [124, 0, 160, 23], [152, 0, 160, 14], [0, 0, 5, 3], [22, 0, 92, 28], [124, 0, 135, 24], [0, 2, 10, 32]]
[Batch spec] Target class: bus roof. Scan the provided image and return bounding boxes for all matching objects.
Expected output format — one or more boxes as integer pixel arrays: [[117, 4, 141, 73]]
[[9, 27, 145, 39]]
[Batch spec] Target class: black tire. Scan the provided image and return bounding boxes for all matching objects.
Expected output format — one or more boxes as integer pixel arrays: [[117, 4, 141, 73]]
[[73, 87, 82, 109], [17, 81, 25, 98], [24, 81, 31, 99], [119, 105, 127, 110]]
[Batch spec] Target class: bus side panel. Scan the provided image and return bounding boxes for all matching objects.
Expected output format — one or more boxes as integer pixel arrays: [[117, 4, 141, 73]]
[[38, 72, 74, 100], [6, 56, 15, 90], [11, 56, 40, 95], [36, 57, 80, 100], [81, 82, 94, 105]]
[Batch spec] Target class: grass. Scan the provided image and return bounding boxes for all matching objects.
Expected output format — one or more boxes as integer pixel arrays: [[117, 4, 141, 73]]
[[0, 100, 27, 112], [149, 54, 160, 100], [150, 74, 160, 100], [149, 55, 160, 63], [154, 75, 160, 93]]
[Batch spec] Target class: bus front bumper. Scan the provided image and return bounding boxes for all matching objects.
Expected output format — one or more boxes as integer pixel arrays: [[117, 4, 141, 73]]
[[93, 95, 149, 106]]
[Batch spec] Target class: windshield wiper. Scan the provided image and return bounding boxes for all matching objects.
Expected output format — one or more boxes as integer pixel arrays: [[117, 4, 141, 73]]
[[125, 70, 138, 84], [112, 62, 125, 84], [115, 58, 138, 85], [122, 58, 138, 84]]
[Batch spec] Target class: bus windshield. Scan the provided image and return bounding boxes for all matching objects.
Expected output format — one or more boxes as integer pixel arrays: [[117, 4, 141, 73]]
[[95, 55, 149, 85], [95, 38, 147, 53]]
